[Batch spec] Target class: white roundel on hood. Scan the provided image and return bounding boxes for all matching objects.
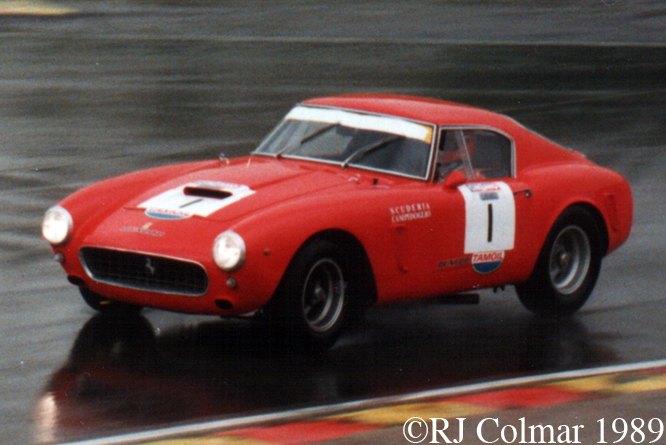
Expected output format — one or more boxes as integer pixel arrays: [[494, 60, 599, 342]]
[[139, 181, 255, 220]]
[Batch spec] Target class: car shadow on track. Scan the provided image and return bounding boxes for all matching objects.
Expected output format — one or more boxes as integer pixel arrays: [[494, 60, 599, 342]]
[[35, 303, 615, 443]]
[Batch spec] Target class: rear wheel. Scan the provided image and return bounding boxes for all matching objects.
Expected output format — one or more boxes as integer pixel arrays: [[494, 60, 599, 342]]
[[516, 207, 603, 318], [80, 288, 143, 314], [271, 240, 349, 353]]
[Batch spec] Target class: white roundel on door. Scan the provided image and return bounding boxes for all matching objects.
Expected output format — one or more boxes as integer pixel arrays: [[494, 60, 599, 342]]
[[459, 182, 515, 254]]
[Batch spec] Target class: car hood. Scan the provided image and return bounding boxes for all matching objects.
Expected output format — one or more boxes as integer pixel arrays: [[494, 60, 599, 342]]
[[123, 157, 351, 223]]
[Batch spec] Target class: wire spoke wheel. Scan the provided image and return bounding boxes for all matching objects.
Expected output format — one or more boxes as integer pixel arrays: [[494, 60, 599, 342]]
[[548, 225, 592, 295], [301, 258, 345, 333]]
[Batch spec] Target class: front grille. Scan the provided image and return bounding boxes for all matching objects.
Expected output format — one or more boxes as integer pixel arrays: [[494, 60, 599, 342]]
[[80, 247, 208, 296]]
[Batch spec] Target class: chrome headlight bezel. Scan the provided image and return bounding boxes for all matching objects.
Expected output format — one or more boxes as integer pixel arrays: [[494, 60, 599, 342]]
[[212, 230, 246, 272], [42, 206, 73, 246]]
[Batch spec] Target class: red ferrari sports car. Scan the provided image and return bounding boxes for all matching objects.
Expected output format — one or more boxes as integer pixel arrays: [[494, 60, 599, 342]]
[[42, 95, 632, 351]]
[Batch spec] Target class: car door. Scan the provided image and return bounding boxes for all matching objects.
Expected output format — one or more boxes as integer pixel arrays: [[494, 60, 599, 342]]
[[428, 128, 532, 294]]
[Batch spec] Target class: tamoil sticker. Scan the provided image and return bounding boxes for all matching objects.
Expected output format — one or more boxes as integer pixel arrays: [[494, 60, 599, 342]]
[[472, 250, 505, 274]]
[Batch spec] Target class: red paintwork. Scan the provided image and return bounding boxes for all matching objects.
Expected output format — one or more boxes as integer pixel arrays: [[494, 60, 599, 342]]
[[49, 95, 633, 316]]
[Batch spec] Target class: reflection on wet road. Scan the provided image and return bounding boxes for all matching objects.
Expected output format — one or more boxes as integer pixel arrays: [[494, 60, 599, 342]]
[[36, 301, 611, 443], [1, 2, 666, 444]]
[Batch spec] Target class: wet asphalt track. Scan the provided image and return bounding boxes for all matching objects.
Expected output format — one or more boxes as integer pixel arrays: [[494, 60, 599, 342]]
[[1, 1, 666, 444]]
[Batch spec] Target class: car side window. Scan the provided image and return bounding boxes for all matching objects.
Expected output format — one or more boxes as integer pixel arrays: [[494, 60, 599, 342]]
[[435, 129, 513, 182], [469, 130, 512, 179]]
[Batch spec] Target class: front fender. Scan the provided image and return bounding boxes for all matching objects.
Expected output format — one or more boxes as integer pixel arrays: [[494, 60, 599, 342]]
[[226, 186, 389, 308]]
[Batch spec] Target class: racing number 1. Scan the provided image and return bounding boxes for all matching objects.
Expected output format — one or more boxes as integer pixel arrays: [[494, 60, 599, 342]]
[[459, 182, 515, 254], [487, 203, 493, 243]]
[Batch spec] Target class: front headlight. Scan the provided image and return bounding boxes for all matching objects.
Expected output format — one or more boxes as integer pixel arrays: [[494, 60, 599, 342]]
[[212, 231, 246, 272], [42, 206, 73, 246]]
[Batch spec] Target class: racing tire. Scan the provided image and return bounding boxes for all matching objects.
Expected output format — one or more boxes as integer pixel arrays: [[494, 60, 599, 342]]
[[516, 207, 603, 318], [274, 240, 349, 353], [80, 288, 143, 314]]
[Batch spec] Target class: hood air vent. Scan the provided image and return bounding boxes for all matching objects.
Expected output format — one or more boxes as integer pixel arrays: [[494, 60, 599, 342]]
[[183, 186, 233, 200]]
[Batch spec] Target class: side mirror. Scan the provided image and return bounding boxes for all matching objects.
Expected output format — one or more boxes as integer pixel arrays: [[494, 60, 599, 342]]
[[443, 170, 467, 189]]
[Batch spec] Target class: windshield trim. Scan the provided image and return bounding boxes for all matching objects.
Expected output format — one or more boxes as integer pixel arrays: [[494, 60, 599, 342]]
[[253, 105, 437, 181], [284, 106, 433, 142]]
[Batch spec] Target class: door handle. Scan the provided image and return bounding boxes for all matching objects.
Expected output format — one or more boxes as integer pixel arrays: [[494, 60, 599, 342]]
[[513, 188, 532, 198]]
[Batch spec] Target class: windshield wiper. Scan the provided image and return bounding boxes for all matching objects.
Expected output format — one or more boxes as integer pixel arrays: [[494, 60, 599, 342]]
[[342, 136, 400, 168], [300, 123, 338, 144], [275, 123, 338, 158]]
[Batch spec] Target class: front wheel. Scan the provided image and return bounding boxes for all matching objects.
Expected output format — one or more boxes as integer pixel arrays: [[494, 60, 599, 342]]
[[516, 207, 604, 318], [272, 240, 349, 353]]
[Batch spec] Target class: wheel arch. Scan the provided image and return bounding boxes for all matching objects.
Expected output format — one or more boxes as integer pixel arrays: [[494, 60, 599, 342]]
[[558, 201, 609, 256], [273, 229, 378, 309], [519, 200, 610, 287], [515, 200, 608, 317]]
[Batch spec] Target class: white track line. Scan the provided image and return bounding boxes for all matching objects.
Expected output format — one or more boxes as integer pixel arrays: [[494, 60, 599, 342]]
[[58, 359, 666, 445], [6, 32, 666, 48]]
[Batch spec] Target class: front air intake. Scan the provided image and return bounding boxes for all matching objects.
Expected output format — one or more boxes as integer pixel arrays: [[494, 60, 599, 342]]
[[80, 247, 208, 296]]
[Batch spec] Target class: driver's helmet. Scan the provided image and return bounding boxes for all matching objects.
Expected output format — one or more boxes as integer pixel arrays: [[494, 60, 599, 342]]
[[439, 130, 476, 165]]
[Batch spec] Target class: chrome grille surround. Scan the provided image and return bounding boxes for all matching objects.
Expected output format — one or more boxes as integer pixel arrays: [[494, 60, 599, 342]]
[[79, 247, 209, 296]]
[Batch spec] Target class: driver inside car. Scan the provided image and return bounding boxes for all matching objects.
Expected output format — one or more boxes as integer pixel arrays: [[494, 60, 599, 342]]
[[435, 130, 479, 181]]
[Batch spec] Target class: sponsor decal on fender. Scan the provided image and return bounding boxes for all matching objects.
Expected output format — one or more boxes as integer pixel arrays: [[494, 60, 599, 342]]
[[120, 223, 165, 237], [144, 208, 192, 220], [480, 191, 499, 201], [390, 202, 432, 223], [438, 256, 471, 269], [467, 182, 501, 193], [472, 250, 505, 274]]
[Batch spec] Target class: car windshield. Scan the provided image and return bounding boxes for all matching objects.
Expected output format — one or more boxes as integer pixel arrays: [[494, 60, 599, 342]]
[[253, 106, 435, 179]]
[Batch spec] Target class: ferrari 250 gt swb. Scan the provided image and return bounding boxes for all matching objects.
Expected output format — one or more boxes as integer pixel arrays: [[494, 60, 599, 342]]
[[42, 95, 633, 350]]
